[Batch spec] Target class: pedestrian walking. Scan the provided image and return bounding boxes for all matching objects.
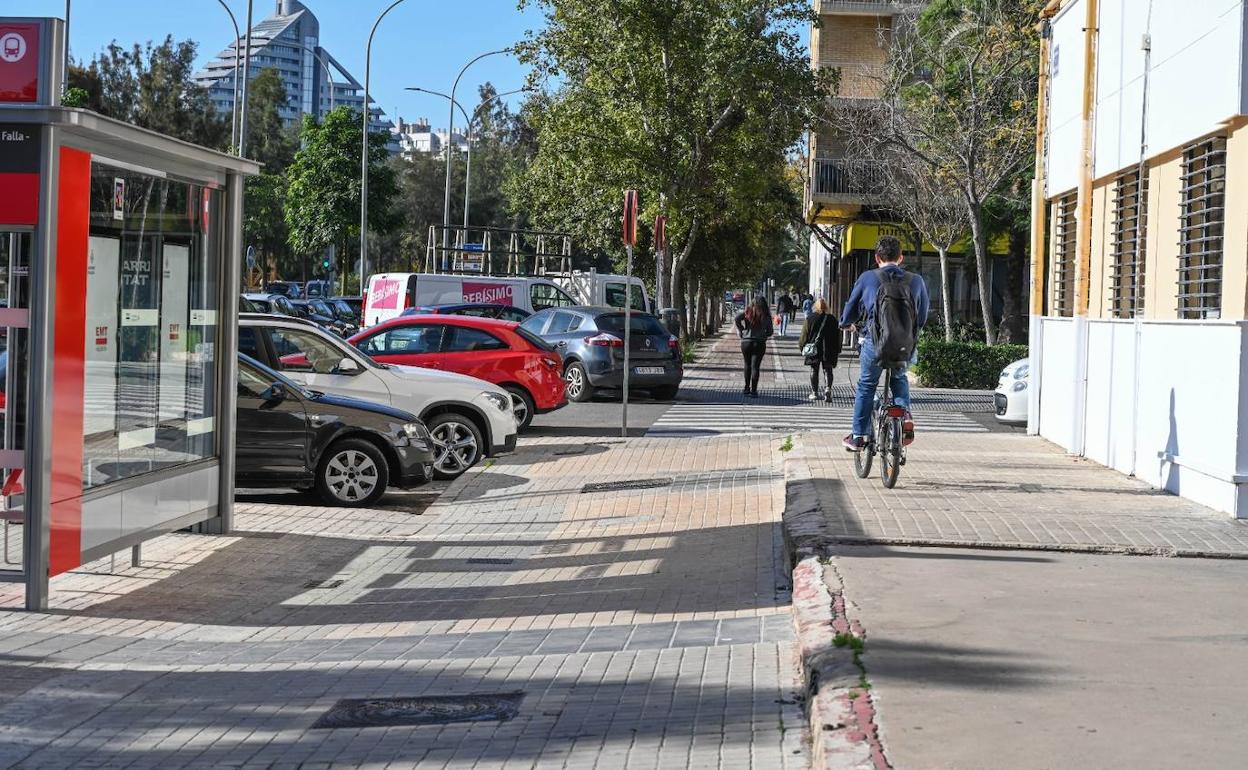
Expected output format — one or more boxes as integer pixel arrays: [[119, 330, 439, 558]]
[[735, 296, 773, 398], [801, 295, 813, 315], [798, 298, 842, 402], [775, 293, 793, 336], [788, 291, 799, 325]]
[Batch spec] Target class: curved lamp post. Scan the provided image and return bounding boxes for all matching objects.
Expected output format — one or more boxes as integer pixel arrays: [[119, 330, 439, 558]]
[[360, 0, 414, 292], [213, 1, 242, 153], [440, 49, 511, 256]]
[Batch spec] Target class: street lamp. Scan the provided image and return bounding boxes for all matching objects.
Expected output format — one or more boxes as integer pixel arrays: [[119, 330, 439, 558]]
[[213, 1, 242, 154], [237, 0, 255, 157], [440, 49, 512, 256], [360, 0, 414, 296], [406, 86, 530, 228]]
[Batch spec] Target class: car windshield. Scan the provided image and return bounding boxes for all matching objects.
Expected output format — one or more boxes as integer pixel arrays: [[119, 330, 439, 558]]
[[331, 300, 355, 320], [248, 297, 272, 312], [239, 296, 259, 313], [307, 300, 333, 316], [596, 313, 668, 336]]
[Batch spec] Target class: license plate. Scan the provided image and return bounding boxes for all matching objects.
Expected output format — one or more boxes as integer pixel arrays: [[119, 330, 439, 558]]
[[634, 366, 665, 375]]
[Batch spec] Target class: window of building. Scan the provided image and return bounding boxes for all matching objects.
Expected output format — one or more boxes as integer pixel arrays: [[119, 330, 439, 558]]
[[1178, 136, 1227, 319], [84, 163, 221, 490], [1051, 191, 1077, 317], [1110, 169, 1148, 318]]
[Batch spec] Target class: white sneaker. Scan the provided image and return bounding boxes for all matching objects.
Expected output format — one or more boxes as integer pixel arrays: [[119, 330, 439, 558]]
[[807, 392, 818, 401]]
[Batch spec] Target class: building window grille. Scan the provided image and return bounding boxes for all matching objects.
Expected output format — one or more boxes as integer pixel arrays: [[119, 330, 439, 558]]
[[1051, 191, 1077, 317], [1110, 169, 1148, 318], [1178, 137, 1226, 319]]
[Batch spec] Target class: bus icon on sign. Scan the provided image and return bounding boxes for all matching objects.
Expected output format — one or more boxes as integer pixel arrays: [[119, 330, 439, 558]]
[[0, 33, 27, 64]]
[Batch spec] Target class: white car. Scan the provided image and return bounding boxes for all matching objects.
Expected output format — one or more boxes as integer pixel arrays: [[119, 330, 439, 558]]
[[994, 358, 1030, 424], [239, 314, 518, 479]]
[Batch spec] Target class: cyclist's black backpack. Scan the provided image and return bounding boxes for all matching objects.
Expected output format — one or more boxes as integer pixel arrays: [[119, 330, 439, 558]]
[[870, 268, 918, 367]]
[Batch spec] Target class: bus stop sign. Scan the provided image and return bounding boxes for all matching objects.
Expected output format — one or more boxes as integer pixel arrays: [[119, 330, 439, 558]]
[[0, 23, 40, 103]]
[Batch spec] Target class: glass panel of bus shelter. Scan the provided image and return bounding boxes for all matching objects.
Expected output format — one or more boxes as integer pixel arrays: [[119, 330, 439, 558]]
[[0, 231, 30, 573]]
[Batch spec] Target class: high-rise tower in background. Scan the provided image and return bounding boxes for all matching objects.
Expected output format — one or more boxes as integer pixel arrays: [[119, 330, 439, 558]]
[[192, 1, 393, 135]]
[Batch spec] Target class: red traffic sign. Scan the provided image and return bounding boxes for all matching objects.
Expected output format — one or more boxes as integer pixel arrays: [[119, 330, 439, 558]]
[[622, 189, 638, 246]]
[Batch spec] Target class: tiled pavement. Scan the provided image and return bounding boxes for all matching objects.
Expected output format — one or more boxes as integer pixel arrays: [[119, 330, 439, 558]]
[[0, 436, 807, 769]]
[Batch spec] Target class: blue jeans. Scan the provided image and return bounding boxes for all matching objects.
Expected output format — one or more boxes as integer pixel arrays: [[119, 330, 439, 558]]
[[852, 337, 911, 437]]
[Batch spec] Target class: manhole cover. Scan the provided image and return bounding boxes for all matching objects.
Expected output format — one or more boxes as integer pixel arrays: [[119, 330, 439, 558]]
[[312, 693, 525, 729], [466, 558, 516, 565], [303, 579, 345, 589], [581, 478, 672, 494]]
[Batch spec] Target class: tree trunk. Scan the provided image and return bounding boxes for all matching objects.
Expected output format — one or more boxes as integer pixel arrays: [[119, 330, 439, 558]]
[[966, 198, 998, 345], [938, 246, 954, 342], [998, 228, 1028, 344], [694, 280, 705, 339], [670, 262, 685, 339]]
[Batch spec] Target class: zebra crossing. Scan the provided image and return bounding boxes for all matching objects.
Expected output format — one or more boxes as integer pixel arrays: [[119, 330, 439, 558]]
[[646, 402, 988, 437]]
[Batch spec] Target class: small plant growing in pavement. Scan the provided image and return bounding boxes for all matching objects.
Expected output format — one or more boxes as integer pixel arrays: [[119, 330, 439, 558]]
[[779, 435, 794, 452]]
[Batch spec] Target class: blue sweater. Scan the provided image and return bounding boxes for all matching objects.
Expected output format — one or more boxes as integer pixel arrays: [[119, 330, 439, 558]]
[[838, 265, 930, 339]]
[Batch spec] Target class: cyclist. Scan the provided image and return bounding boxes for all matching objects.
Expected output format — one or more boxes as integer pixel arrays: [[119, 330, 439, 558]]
[[839, 236, 929, 452]]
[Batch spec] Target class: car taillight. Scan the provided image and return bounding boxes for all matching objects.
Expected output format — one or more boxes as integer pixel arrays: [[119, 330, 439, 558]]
[[668, 336, 679, 349], [584, 333, 624, 347]]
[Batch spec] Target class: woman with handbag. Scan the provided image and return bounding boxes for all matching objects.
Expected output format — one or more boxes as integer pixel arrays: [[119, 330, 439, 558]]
[[734, 297, 773, 398], [798, 298, 842, 402]]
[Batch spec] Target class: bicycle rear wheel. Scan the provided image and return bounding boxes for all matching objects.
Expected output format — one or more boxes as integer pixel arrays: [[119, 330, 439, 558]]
[[881, 417, 902, 489], [853, 438, 873, 478]]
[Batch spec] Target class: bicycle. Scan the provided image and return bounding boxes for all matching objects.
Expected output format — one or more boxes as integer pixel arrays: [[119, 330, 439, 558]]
[[852, 365, 907, 489]]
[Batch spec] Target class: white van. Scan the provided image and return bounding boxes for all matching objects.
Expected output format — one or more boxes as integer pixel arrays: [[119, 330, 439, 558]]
[[554, 270, 651, 312], [363, 273, 578, 327]]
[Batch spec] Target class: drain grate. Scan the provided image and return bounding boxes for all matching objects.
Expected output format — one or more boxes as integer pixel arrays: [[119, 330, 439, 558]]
[[312, 693, 525, 729], [303, 579, 345, 590], [466, 558, 516, 565], [581, 478, 672, 494]]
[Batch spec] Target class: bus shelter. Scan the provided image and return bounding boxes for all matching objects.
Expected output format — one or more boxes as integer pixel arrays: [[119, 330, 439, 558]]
[[0, 17, 259, 609]]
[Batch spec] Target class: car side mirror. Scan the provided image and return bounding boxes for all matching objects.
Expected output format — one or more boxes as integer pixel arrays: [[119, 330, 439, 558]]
[[335, 357, 361, 375], [260, 382, 287, 403]]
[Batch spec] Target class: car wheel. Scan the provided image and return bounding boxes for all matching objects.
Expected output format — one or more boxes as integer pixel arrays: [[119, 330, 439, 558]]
[[503, 386, 536, 430], [651, 384, 680, 401], [315, 437, 389, 507], [564, 362, 593, 403], [426, 412, 484, 480]]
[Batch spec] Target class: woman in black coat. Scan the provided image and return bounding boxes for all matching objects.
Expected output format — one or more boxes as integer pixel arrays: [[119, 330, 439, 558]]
[[798, 298, 843, 402]]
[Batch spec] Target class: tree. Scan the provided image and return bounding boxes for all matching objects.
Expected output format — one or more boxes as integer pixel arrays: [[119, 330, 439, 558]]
[[511, 0, 829, 336], [889, 157, 970, 341], [839, 0, 1040, 344], [241, 68, 299, 278], [68, 36, 229, 149], [244, 68, 298, 171], [285, 107, 400, 282]]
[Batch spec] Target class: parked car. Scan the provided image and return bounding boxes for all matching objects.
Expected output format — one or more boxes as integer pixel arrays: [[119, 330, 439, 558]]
[[995, 358, 1030, 425], [363, 273, 576, 327], [552, 270, 650, 312], [243, 293, 299, 317], [235, 352, 435, 506], [291, 298, 356, 337], [239, 314, 517, 479], [401, 303, 531, 322], [239, 295, 261, 313], [521, 306, 682, 402], [305, 279, 332, 298], [331, 295, 364, 326], [348, 314, 566, 429], [265, 281, 303, 299]]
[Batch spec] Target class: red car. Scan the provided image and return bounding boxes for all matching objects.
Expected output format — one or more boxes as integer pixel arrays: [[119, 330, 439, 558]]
[[348, 315, 566, 429]]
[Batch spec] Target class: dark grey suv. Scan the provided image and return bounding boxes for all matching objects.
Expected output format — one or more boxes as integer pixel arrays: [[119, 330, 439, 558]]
[[520, 306, 682, 402]]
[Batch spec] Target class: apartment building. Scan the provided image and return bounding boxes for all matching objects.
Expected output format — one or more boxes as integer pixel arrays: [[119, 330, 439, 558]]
[[805, 0, 1010, 328], [1033, 0, 1248, 516]]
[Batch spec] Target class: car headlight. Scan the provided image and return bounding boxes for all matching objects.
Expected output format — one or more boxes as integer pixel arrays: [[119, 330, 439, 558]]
[[402, 421, 431, 450], [1011, 380, 1028, 392], [1014, 364, 1030, 380], [481, 391, 511, 414]]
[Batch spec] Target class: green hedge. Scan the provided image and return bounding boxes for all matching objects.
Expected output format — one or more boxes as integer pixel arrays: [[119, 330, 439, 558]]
[[912, 339, 1029, 390]]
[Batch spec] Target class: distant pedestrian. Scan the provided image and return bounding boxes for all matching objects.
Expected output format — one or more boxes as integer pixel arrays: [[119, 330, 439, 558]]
[[775, 293, 794, 336], [787, 292, 799, 325], [798, 298, 842, 402], [801, 295, 813, 315], [735, 297, 774, 398]]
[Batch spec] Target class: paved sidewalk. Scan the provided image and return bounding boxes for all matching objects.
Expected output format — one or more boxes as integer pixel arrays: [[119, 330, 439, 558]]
[[798, 431, 1248, 556], [0, 437, 807, 769]]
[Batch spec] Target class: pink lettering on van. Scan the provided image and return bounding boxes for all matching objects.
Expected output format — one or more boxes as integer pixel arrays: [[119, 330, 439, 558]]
[[370, 278, 403, 310], [462, 282, 514, 305]]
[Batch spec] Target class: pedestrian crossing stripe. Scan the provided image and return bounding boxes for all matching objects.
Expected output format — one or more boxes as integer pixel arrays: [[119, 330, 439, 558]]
[[646, 405, 986, 436]]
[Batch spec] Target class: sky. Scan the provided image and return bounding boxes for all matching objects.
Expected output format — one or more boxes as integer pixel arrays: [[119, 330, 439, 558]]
[[5, 0, 543, 130]]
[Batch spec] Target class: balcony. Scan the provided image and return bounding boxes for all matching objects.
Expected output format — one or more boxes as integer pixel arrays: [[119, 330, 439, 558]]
[[819, 0, 920, 15], [807, 158, 889, 222]]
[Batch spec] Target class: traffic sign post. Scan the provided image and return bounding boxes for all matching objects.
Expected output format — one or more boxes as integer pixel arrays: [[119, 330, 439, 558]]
[[621, 189, 638, 439]]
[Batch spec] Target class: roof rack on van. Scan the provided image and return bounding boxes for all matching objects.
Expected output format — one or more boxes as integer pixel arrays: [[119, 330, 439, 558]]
[[424, 225, 573, 278]]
